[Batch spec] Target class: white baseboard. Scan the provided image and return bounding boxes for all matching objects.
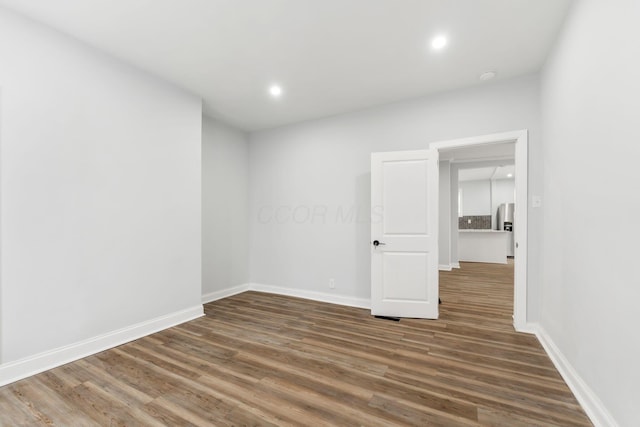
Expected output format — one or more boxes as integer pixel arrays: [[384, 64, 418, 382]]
[[249, 283, 371, 309], [531, 324, 618, 427], [439, 264, 453, 271], [451, 262, 461, 269], [202, 284, 250, 304], [0, 305, 203, 388], [513, 321, 537, 335]]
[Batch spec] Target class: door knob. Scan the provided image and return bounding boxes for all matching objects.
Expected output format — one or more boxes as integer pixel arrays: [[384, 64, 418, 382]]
[[373, 240, 386, 247]]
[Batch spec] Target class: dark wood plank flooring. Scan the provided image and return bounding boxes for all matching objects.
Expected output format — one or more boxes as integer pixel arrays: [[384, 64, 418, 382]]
[[0, 261, 592, 426]]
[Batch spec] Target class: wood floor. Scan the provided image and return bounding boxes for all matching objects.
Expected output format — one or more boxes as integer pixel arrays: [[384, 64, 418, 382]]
[[0, 262, 592, 426]]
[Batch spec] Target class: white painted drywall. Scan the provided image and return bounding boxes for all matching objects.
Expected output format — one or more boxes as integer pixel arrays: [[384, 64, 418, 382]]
[[0, 7, 202, 363], [540, 2, 640, 426], [438, 160, 451, 268], [459, 180, 492, 216], [249, 74, 542, 317], [450, 164, 460, 268], [202, 117, 249, 297]]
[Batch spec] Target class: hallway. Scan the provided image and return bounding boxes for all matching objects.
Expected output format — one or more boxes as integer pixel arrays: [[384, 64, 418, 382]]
[[439, 261, 515, 331]]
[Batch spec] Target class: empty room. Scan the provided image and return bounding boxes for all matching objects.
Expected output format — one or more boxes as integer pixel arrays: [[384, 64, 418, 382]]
[[0, 0, 637, 426]]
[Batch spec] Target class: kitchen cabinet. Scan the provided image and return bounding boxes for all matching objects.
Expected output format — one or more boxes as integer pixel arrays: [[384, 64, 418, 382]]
[[458, 230, 508, 264]]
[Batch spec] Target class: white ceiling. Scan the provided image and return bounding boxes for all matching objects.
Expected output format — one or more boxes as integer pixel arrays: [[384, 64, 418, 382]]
[[459, 165, 515, 181], [0, 0, 572, 131]]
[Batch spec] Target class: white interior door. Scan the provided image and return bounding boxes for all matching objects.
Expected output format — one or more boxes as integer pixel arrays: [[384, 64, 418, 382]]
[[371, 149, 439, 318]]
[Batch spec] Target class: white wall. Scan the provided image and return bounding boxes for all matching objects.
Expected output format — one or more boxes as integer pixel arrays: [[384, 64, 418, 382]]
[[202, 117, 249, 298], [0, 8, 202, 363], [459, 178, 515, 225], [459, 180, 491, 216], [249, 74, 542, 315], [540, 2, 640, 426], [438, 160, 451, 268], [450, 164, 460, 267]]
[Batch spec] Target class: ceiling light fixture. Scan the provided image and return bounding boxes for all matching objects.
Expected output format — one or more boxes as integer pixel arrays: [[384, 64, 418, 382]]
[[269, 84, 283, 98], [431, 35, 447, 50], [479, 71, 497, 81]]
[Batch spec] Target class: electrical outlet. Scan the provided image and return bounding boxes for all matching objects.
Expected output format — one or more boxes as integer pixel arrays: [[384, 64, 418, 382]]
[[468, 219, 472, 224], [329, 278, 335, 289]]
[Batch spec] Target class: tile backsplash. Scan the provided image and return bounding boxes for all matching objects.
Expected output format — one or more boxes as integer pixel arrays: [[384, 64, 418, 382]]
[[459, 215, 492, 230]]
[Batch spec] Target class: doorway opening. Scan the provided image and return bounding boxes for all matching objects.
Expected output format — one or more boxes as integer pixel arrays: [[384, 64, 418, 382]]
[[430, 130, 528, 331]]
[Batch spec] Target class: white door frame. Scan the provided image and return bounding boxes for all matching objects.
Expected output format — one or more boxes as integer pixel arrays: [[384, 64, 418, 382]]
[[430, 130, 528, 331]]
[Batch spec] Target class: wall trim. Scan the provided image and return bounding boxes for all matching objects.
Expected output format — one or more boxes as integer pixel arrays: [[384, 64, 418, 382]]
[[451, 262, 461, 269], [531, 323, 619, 427], [430, 129, 529, 329], [202, 284, 250, 304], [249, 283, 370, 309], [0, 305, 204, 387], [514, 322, 537, 335], [438, 264, 453, 271]]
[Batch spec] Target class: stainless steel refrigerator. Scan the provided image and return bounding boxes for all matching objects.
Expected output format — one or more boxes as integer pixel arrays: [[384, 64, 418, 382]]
[[497, 203, 515, 257]]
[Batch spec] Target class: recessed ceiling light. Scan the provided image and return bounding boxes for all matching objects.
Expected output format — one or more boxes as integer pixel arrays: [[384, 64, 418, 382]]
[[507, 173, 513, 178], [479, 71, 497, 81], [431, 35, 447, 50], [269, 84, 283, 98]]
